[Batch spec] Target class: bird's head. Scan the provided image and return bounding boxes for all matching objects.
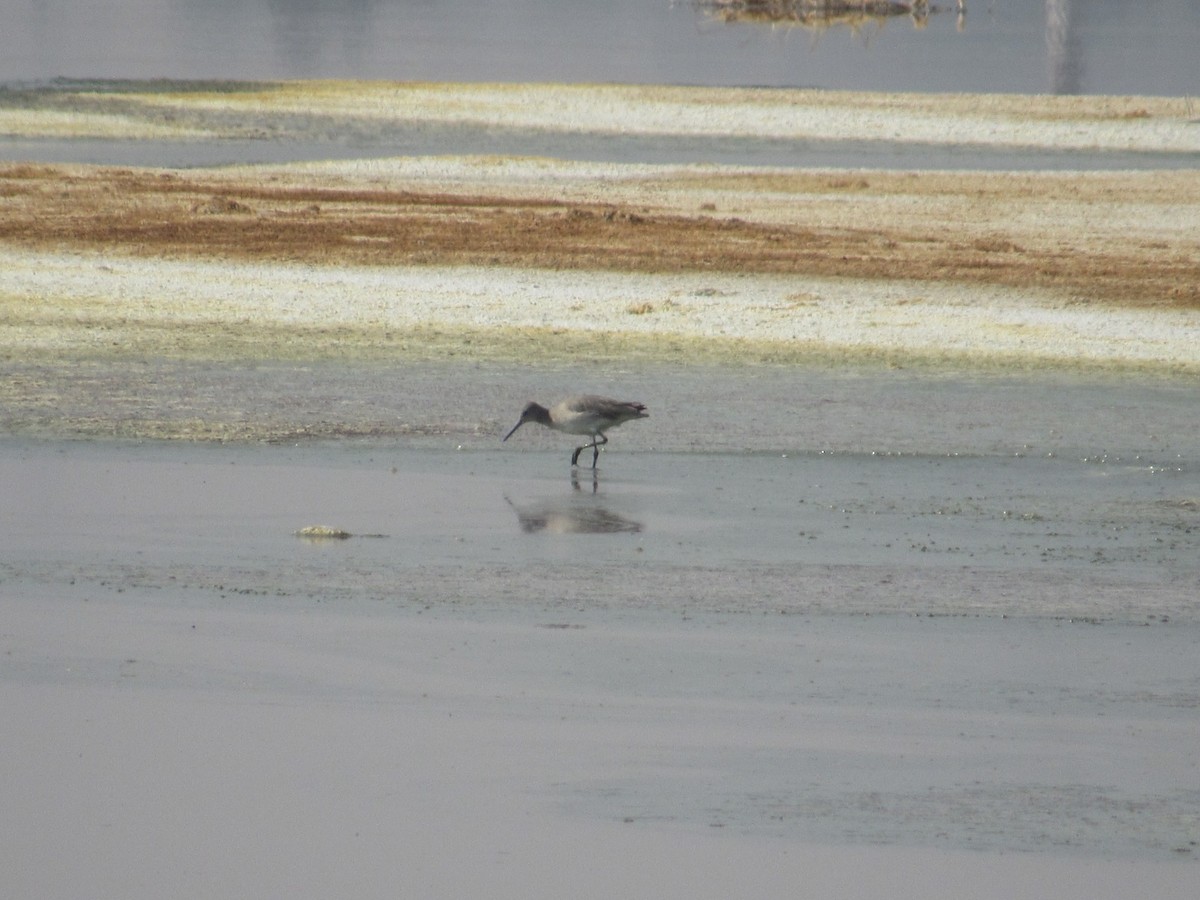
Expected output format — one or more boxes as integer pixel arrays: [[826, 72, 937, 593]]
[[503, 402, 546, 441]]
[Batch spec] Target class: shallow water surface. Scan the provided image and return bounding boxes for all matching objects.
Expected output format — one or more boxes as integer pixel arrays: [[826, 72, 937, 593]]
[[3, 362, 1199, 881], [3, 435, 1199, 872], [2, 417, 1196, 621], [3, 0, 1197, 95], [5, 119, 1196, 171]]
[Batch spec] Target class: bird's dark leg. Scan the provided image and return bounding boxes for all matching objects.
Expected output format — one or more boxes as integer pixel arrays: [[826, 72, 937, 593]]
[[571, 433, 609, 468], [591, 433, 608, 469]]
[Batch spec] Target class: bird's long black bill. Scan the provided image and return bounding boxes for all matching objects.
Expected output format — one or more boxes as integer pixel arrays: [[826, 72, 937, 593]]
[[502, 421, 523, 441]]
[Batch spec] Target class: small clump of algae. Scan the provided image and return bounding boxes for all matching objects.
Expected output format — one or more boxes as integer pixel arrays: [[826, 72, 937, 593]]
[[293, 525, 354, 540], [293, 525, 390, 541]]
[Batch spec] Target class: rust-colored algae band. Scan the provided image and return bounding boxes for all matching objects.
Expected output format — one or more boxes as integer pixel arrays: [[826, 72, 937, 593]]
[[1, 162, 1197, 310]]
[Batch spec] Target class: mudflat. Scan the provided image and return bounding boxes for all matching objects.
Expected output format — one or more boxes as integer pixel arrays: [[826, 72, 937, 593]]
[[2, 83, 1199, 423]]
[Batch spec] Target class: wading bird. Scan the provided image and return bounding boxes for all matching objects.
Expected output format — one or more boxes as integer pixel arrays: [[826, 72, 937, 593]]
[[503, 395, 648, 468]]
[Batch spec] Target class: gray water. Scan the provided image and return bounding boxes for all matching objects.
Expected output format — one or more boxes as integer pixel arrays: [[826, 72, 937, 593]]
[[4, 357, 1200, 870], [6, 118, 1198, 171], [3, 0, 1198, 96]]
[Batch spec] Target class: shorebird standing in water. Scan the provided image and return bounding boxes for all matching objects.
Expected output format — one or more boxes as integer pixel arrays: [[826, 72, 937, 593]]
[[503, 395, 648, 468]]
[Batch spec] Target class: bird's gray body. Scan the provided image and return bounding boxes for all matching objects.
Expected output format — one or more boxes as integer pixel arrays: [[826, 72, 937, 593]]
[[503, 395, 648, 467]]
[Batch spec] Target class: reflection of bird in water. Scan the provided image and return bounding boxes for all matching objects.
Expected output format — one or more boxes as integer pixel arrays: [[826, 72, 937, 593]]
[[505, 495, 643, 534], [503, 395, 648, 468]]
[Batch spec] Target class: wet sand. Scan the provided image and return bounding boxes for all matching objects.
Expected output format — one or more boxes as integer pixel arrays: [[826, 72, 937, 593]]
[[2, 82, 1200, 897]]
